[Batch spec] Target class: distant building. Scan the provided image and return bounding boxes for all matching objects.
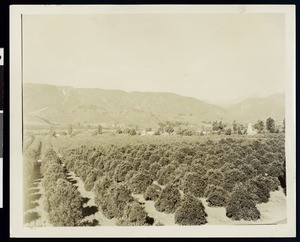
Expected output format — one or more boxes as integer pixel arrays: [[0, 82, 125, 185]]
[[141, 130, 155, 136], [247, 123, 257, 135]]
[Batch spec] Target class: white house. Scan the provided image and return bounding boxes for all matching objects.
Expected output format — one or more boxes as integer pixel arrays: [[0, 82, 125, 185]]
[[246, 123, 257, 135]]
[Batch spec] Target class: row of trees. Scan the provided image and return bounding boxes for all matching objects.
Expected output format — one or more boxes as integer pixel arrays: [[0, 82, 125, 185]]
[[59, 133, 285, 224], [212, 117, 284, 135], [41, 149, 84, 226], [115, 117, 284, 136], [23, 135, 42, 212], [254, 118, 284, 134], [46, 116, 284, 138]]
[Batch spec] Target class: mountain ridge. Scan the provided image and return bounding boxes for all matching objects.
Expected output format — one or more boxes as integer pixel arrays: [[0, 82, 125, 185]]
[[23, 83, 284, 128]]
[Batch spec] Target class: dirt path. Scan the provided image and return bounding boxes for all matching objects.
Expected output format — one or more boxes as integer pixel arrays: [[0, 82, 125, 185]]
[[202, 188, 287, 225], [63, 165, 117, 226], [24, 177, 52, 227]]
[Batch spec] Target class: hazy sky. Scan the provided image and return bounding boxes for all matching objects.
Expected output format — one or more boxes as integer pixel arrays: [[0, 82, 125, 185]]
[[23, 13, 285, 103]]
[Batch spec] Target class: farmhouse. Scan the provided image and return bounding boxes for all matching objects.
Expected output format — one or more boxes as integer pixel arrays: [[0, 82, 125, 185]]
[[246, 123, 257, 135]]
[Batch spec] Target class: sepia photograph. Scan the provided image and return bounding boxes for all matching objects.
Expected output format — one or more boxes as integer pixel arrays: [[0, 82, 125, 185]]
[[10, 5, 296, 237]]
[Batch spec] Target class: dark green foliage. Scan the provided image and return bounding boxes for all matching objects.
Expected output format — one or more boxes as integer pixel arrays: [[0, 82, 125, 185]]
[[148, 162, 162, 180], [182, 172, 207, 198], [262, 175, 280, 191], [173, 164, 194, 189], [239, 164, 257, 179], [57, 132, 285, 223], [226, 184, 260, 221], [223, 169, 247, 192], [266, 161, 284, 177], [225, 128, 232, 135], [206, 169, 224, 186], [175, 193, 207, 225], [118, 202, 149, 226], [124, 170, 136, 181], [84, 169, 100, 191], [192, 164, 208, 177], [94, 176, 113, 205], [46, 178, 83, 226], [254, 120, 264, 133], [206, 186, 229, 207], [165, 125, 175, 134], [159, 157, 170, 166], [129, 128, 137, 135], [157, 164, 176, 185], [128, 172, 153, 194], [42, 168, 66, 190], [139, 160, 152, 173], [155, 184, 181, 213], [99, 184, 133, 219], [249, 158, 266, 175], [266, 117, 276, 133], [143, 184, 161, 201], [245, 175, 271, 203], [114, 161, 133, 182]]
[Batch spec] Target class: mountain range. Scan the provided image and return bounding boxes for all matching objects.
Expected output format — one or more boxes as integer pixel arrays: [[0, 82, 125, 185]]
[[23, 83, 285, 128]]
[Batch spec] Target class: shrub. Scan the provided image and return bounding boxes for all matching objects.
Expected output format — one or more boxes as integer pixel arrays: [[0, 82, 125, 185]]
[[99, 189, 117, 219], [139, 160, 152, 173], [226, 183, 260, 221], [156, 164, 176, 185], [175, 193, 207, 225], [42, 170, 67, 190], [223, 169, 247, 192], [245, 176, 270, 203], [191, 164, 207, 177], [128, 172, 153, 194], [114, 161, 133, 182], [206, 169, 224, 186], [100, 184, 133, 219], [143, 184, 161, 201], [262, 175, 280, 191], [84, 169, 100, 191], [206, 186, 229, 207], [266, 161, 284, 178], [131, 158, 141, 171], [182, 172, 207, 198], [204, 184, 216, 198], [149, 154, 161, 163], [124, 170, 135, 182], [46, 178, 83, 226], [159, 157, 170, 166], [94, 176, 113, 205], [118, 202, 149, 226], [155, 184, 181, 213], [172, 164, 193, 189], [148, 162, 162, 180], [41, 155, 61, 175], [239, 164, 258, 180]]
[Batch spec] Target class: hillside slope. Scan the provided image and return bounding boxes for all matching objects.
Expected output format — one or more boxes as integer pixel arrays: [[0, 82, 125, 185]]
[[23, 83, 284, 127], [228, 93, 285, 123]]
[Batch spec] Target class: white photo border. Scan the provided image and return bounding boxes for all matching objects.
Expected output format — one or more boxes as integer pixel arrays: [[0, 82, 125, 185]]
[[10, 4, 296, 238]]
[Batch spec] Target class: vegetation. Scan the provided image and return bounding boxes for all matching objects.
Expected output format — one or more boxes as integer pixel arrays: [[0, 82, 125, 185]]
[[24, 128, 285, 226], [41, 149, 83, 226], [266, 117, 276, 133], [155, 184, 181, 213], [143, 184, 161, 201], [118, 201, 150, 226], [175, 193, 207, 225], [226, 184, 261, 221]]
